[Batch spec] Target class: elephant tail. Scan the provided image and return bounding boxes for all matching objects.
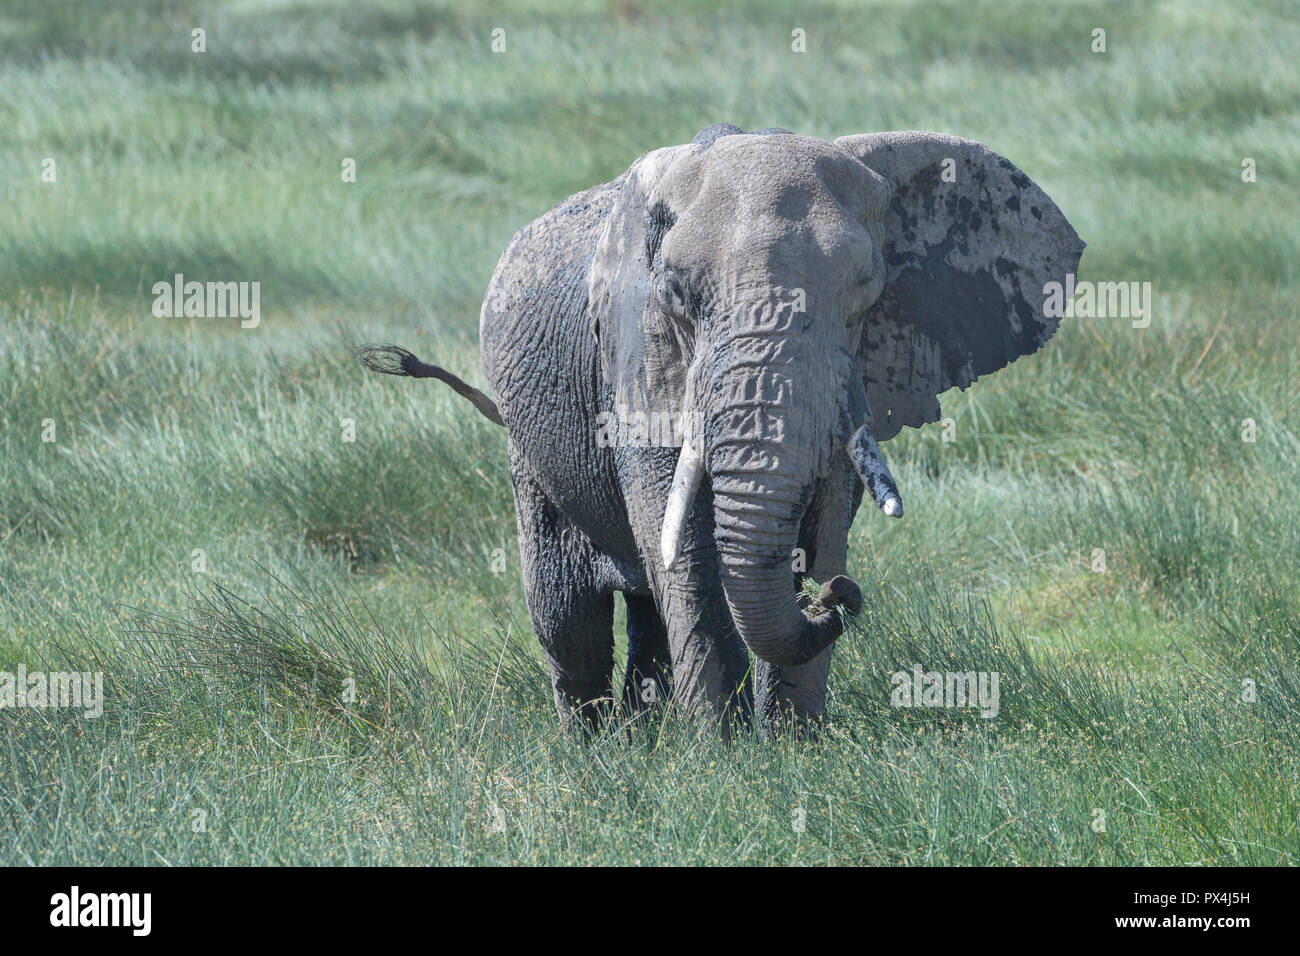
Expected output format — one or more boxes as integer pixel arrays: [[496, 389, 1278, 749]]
[[354, 344, 505, 427]]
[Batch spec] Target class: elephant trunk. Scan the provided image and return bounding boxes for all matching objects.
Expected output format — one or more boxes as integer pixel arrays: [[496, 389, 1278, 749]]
[[709, 467, 860, 667], [658, 330, 882, 667]]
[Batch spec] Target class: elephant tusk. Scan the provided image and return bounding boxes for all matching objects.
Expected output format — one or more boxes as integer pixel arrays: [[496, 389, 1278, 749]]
[[660, 437, 705, 569], [847, 424, 904, 518]]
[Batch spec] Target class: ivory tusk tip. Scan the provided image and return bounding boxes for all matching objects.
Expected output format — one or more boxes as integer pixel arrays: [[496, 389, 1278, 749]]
[[661, 534, 681, 570], [881, 496, 903, 518]]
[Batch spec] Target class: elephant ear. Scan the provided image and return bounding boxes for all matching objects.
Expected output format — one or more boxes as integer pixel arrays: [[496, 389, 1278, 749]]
[[835, 131, 1085, 441], [588, 145, 694, 442]]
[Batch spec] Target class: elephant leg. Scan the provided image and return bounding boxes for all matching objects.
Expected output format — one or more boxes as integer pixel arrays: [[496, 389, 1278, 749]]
[[536, 586, 616, 731], [620, 594, 673, 720], [511, 460, 616, 730], [658, 568, 752, 733], [629, 450, 754, 733], [619, 447, 751, 733], [755, 458, 862, 734], [754, 654, 832, 733]]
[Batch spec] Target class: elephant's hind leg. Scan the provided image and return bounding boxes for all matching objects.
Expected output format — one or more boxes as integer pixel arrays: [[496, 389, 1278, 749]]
[[621, 594, 672, 720], [539, 589, 615, 731], [511, 464, 617, 730]]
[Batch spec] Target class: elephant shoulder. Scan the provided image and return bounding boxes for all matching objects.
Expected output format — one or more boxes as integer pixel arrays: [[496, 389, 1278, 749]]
[[479, 176, 625, 406], [482, 176, 625, 330]]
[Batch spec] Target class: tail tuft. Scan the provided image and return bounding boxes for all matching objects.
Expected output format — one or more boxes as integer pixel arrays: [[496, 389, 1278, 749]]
[[354, 344, 425, 377]]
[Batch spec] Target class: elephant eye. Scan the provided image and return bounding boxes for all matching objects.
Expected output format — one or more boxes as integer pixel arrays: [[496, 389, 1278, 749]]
[[654, 270, 690, 320]]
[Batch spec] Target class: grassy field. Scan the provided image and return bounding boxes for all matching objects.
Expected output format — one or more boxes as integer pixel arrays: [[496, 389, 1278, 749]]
[[1, 0, 1297, 864]]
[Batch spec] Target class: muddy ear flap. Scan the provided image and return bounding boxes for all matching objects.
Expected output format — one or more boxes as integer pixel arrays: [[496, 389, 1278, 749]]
[[836, 131, 1085, 441], [588, 145, 693, 434]]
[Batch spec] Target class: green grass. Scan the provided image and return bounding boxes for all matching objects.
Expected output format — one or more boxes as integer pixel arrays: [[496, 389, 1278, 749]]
[[1, 0, 1297, 864]]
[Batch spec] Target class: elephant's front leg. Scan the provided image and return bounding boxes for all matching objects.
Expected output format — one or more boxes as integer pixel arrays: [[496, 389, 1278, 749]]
[[622, 448, 752, 731], [658, 547, 753, 730], [755, 456, 863, 733], [511, 459, 616, 730], [754, 653, 832, 732]]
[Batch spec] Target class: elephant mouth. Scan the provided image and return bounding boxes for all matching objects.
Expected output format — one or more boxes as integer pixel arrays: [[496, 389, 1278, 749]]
[[658, 421, 903, 667]]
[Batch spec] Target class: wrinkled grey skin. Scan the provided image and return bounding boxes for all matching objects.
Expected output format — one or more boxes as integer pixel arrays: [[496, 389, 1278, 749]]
[[371, 125, 1083, 734]]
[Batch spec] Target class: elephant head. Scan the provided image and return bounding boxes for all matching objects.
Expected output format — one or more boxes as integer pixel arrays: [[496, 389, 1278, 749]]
[[588, 125, 1084, 668]]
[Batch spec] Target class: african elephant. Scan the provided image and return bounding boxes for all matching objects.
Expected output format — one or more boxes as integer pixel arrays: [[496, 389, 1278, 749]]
[[358, 124, 1084, 735]]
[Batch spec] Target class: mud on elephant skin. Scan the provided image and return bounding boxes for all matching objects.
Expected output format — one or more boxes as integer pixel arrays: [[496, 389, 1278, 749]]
[[357, 124, 1084, 735]]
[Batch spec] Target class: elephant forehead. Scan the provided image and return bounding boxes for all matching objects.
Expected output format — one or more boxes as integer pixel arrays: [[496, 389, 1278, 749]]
[[656, 137, 875, 275], [668, 134, 874, 215], [663, 212, 870, 304]]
